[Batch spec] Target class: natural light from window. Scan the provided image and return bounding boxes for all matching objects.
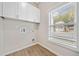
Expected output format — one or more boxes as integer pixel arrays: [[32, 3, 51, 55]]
[[48, 3, 78, 50]]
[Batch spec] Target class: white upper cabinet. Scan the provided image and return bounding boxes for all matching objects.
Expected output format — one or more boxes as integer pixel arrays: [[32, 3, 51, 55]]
[[3, 2, 18, 19], [18, 3, 31, 21], [0, 3, 2, 16], [34, 7, 40, 23], [18, 2, 40, 23], [1, 2, 40, 23], [29, 4, 40, 23]]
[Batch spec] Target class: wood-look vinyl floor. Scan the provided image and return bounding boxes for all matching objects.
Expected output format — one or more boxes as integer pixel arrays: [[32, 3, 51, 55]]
[[7, 44, 56, 56]]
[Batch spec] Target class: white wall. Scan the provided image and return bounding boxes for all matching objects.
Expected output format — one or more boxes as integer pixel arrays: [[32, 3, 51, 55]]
[[0, 18, 38, 55], [38, 2, 79, 56]]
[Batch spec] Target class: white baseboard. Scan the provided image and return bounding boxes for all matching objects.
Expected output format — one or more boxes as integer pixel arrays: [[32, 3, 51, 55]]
[[1, 42, 38, 56], [1, 42, 59, 56], [38, 42, 60, 56]]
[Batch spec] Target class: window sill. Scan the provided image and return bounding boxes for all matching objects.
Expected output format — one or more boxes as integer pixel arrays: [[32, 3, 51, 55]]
[[48, 37, 79, 53]]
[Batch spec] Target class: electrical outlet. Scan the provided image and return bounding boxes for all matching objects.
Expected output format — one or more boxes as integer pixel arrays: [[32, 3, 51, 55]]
[[23, 28, 25, 32]]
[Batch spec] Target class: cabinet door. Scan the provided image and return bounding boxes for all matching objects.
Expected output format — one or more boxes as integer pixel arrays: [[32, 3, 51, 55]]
[[18, 2, 40, 23], [0, 2, 2, 16], [0, 18, 4, 55], [33, 7, 40, 23], [28, 4, 40, 23], [18, 3, 32, 21], [26, 4, 40, 23], [3, 2, 18, 19]]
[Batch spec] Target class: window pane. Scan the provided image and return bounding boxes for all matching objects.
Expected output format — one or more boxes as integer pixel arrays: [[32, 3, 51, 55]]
[[52, 3, 75, 32], [49, 3, 77, 48]]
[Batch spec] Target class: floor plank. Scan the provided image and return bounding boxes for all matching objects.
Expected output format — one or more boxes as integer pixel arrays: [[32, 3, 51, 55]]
[[7, 44, 56, 56]]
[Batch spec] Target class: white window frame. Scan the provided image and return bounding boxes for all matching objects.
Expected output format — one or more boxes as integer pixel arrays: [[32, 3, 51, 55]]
[[48, 2, 79, 52]]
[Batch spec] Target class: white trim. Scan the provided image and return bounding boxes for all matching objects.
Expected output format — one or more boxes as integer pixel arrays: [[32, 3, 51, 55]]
[[1, 42, 38, 56], [76, 2, 79, 49], [51, 2, 73, 13], [48, 39, 79, 52], [1, 42, 59, 56], [37, 42, 60, 56], [1, 42, 79, 56]]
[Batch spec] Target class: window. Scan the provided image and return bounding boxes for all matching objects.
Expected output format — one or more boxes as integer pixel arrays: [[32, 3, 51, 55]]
[[52, 3, 75, 32], [48, 3, 79, 51]]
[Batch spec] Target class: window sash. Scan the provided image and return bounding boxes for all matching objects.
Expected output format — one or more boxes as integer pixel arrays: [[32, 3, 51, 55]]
[[48, 3, 79, 51]]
